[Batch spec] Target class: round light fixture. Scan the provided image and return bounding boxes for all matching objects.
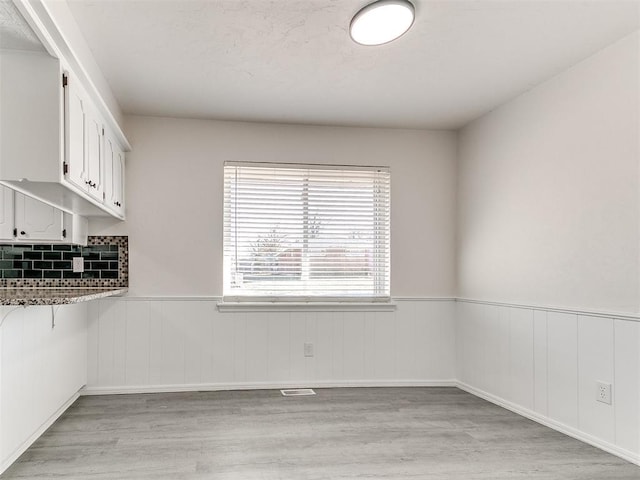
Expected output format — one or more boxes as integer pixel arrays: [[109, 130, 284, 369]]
[[350, 0, 415, 46]]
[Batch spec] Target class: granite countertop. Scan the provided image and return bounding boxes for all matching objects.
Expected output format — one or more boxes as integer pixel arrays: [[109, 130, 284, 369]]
[[0, 288, 128, 306]]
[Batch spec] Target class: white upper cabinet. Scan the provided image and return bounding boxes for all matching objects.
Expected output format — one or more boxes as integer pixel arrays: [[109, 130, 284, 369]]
[[0, 51, 128, 219], [64, 75, 89, 192], [0, 185, 87, 245], [14, 192, 64, 242], [63, 74, 124, 218], [104, 128, 125, 218], [0, 186, 14, 240], [85, 109, 104, 202], [63, 76, 106, 204]]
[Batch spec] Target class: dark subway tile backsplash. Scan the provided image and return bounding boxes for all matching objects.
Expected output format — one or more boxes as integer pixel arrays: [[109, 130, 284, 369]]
[[0, 244, 118, 280], [24, 270, 42, 279], [0, 243, 118, 280], [0, 236, 127, 287]]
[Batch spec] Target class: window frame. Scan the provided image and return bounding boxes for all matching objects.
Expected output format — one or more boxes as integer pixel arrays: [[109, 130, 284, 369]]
[[222, 161, 391, 303]]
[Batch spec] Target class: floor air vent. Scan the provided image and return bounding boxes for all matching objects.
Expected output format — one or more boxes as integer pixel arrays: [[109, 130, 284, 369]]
[[280, 388, 316, 396]]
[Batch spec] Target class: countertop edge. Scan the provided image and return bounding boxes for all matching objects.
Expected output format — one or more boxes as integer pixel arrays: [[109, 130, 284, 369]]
[[0, 288, 129, 306]]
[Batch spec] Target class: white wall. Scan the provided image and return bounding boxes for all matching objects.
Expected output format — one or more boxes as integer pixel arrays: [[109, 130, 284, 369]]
[[457, 31, 639, 314], [91, 118, 458, 298]]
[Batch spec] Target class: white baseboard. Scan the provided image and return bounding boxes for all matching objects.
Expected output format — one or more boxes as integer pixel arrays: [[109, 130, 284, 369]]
[[80, 379, 457, 396], [456, 382, 640, 467], [0, 390, 81, 476]]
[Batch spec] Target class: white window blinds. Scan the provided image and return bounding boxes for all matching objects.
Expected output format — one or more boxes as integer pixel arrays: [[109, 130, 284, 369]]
[[223, 162, 391, 301]]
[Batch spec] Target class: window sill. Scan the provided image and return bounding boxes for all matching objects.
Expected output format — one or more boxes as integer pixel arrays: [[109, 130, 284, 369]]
[[216, 301, 397, 313]]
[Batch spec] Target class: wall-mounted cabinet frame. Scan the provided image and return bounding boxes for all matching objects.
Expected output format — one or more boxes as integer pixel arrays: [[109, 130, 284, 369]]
[[0, 51, 127, 220]]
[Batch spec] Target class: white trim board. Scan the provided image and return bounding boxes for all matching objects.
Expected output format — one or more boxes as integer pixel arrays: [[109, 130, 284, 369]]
[[102, 295, 639, 321], [81, 380, 457, 396], [457, 298, 640, 322], [216, 301, 398, 312], [107, 296, 455, 302]]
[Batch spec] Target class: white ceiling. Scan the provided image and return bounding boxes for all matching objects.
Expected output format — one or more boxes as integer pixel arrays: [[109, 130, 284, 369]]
[[0, 0, 45, 51], [65, 0, 640, 129]]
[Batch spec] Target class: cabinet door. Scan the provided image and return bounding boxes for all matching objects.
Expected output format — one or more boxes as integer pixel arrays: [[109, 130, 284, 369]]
[[104, 132, 125, 217], [85, 105, 104, 202], [14, 192, 64, 241], [64, 77, 88, 191], [0, 185, 15, 240], [114, 150, 125, 217]]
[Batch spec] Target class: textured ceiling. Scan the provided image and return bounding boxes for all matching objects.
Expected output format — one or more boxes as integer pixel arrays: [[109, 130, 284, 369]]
[[0, 0, 45, 51], [65, 0, 640, 129]]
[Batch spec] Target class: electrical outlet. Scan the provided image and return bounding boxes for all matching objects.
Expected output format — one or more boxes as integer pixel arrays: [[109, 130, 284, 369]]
[[72, 257, 85, 273], [596, 381, 612, 405], [304, 343, 314, 357]]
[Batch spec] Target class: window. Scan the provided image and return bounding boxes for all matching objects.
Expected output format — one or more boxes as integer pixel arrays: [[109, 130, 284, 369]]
[[223, 162, 390, 302]]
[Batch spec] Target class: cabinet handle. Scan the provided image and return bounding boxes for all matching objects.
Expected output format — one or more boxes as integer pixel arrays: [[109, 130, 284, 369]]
[[20, 231, 26, 236]]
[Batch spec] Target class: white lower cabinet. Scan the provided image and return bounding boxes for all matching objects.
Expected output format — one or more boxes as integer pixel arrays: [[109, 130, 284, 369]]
[[0, 185, 87, 245], [0, 303, 88, 474]]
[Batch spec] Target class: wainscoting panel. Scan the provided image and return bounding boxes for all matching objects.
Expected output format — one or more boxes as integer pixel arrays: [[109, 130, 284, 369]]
[[614, 319, 640, 454], [85, 298, 457, 393], [533, 310, 548, 416], [456, 300, 640, 465], [577, 315, 615, 444], [546, 311, 579, 429]]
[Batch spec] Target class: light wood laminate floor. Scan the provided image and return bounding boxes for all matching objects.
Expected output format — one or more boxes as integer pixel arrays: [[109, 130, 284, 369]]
[[4, 387, 639, 479]]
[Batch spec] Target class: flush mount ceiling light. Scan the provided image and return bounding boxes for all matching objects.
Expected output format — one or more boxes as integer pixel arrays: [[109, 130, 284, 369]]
[[350, 0, 415, 46]]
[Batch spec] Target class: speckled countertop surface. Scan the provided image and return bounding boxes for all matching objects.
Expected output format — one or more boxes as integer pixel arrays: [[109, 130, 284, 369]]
[[0, 288, 128, 306]]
